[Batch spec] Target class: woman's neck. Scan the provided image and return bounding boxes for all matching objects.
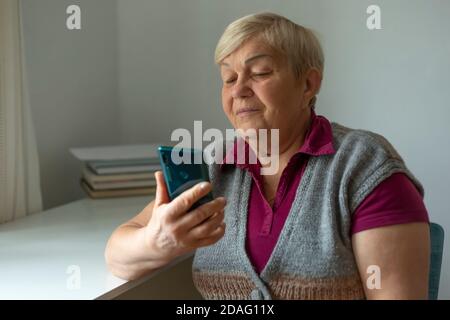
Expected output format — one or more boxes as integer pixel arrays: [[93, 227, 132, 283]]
[[260, 109, 312, 177]]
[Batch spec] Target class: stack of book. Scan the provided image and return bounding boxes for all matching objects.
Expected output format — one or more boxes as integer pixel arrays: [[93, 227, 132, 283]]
[[70, 144, 163, 199]]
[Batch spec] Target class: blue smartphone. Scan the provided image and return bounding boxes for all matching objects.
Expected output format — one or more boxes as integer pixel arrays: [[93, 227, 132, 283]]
[[158, 146, 213, 210]]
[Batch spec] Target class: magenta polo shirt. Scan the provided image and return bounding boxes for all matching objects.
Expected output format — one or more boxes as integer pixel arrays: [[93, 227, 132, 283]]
[[221, 111, 429, 274]]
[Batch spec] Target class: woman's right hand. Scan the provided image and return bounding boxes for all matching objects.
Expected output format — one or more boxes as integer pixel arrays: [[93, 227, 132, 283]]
[[144, 171, 227, 262]]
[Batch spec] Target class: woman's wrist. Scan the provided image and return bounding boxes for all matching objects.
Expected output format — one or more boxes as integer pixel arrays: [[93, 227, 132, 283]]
[[139, 224, 176, 267]]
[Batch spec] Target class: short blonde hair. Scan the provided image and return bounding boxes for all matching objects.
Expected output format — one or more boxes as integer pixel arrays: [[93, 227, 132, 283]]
[[215, 12, 324, 107]]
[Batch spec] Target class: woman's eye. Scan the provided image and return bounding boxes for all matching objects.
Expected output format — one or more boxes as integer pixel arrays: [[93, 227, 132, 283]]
[[223, 71, 272, 84], [252, 71, 272, 78]]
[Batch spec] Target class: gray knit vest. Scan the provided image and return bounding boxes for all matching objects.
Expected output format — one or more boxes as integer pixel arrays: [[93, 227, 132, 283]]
[[192, 123, 424, 300]]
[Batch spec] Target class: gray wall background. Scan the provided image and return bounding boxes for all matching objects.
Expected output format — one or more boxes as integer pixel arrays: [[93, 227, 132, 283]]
[[21, 0, 121, 210], [22, 0, 450, 298]]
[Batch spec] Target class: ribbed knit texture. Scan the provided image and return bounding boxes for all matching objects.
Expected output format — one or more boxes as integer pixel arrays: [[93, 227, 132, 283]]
[[192, 123, 424, 300]]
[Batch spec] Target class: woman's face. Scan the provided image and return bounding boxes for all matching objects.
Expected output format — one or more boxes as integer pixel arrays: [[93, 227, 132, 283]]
[[220, 37, 313, 137]]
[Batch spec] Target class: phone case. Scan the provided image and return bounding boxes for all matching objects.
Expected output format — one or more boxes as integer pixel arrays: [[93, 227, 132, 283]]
[[158, 146, 213, 210]]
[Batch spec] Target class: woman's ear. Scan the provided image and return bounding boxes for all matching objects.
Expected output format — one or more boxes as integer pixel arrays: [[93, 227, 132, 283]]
[[303, 68, 322, 105], [304, 68, 322, 99]]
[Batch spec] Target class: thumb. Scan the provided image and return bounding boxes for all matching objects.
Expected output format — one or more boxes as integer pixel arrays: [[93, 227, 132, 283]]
[[154, 171, 170, 207]]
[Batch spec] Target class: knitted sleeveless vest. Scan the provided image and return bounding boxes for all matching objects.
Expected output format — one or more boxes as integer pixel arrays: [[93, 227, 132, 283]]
[[192, 123, 424, 300]]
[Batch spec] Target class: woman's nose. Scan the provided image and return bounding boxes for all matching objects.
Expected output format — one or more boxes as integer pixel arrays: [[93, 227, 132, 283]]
[[231, 79, 253, 99]]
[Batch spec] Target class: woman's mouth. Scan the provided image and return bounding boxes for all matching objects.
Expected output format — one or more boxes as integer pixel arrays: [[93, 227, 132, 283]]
[[236, 107, 261, 117]]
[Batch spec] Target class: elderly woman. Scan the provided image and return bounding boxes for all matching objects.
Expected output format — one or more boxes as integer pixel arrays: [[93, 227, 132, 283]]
[[105, 13, 430, 300]]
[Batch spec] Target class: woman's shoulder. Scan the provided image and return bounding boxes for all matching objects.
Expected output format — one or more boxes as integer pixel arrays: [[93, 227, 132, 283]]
[[329, 122, 423, 212], [330, 122, 403, 161]]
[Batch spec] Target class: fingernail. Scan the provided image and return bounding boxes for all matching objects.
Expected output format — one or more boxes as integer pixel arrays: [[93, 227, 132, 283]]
[[199, 182, 209, 190]]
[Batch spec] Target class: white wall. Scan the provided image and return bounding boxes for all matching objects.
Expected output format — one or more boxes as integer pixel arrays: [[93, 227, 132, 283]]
[[21, 0, 121, 209], [117, 0, 230, 145], [116, 0, 450, 298]]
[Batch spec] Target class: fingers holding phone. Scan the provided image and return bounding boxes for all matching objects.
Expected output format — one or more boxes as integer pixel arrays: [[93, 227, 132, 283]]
[[165, 179, 214, 218], [166, 195, 226, 248], [185, 208, 226, 247], [154, 171, 171, 207], [145, 170, 226, 260], [176, 196, 226, 234]]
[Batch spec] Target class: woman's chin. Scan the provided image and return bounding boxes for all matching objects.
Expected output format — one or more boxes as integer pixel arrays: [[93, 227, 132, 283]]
[[235, 123, 269, 135]]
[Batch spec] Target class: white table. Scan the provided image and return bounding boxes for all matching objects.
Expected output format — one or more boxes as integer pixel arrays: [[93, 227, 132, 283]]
[[0, 196, 192, 300]]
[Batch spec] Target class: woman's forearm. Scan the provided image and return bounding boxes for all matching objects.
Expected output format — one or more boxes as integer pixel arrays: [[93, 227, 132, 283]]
[[104, 174, 225, 281]]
